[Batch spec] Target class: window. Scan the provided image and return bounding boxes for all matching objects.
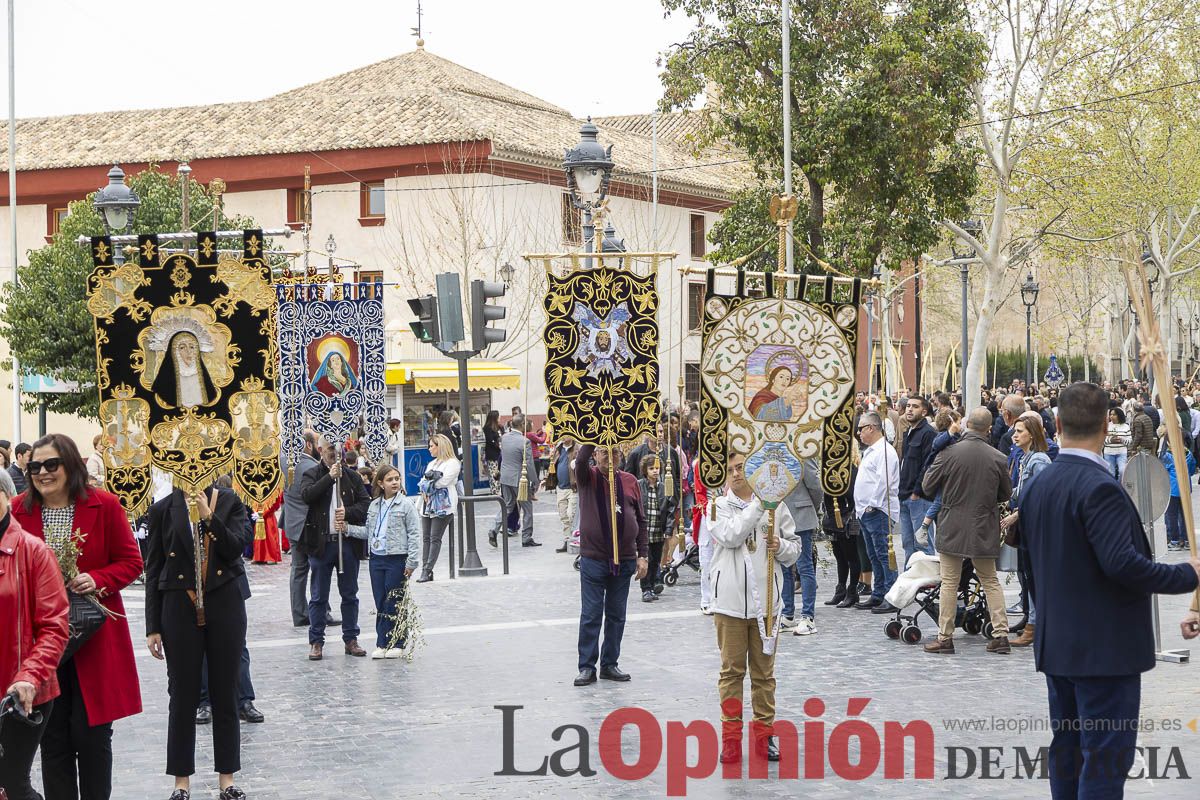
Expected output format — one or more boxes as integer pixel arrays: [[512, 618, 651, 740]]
[[690, 214, 706, 259], [47, 207, 69, 239], [359, 181, 386, 225], [355, 269, 384, 299], [561, 193, 582, 246], [286, 187, 308, 229], [687, 282, 705, 332], [684, 362, 701, 405]]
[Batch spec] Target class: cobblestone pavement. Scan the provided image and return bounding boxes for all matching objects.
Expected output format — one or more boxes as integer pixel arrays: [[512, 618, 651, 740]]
[[37, 492, 1200, 799]]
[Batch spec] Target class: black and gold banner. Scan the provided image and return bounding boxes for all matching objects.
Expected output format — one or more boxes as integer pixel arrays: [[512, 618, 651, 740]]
[[699, 272, 860, 497], [543, 267, 660, 447], [88, 233, 281, 518]]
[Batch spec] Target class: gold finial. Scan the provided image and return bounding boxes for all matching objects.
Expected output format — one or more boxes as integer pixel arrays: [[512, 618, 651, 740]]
[[416, 38, 425, 48], [209, 178, 226, 196]]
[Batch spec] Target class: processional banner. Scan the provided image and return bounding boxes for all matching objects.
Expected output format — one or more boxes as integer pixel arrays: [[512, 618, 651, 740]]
[[543, 266, 660, 447], [275, 279, 388, 477], [88, 231, 282, 518], [699, 271, 861, 502]]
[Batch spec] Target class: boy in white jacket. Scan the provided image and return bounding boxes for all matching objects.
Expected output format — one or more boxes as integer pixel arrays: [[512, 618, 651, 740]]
[[708, 452, 800, 765]]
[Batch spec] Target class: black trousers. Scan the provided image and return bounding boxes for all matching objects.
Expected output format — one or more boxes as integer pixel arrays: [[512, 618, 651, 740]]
[[0, 699, 52, 800], [830, 536, 861, 591], [161, 581, 247, 776], [640, 540, 664, 592], [41, 662, 112, 800]]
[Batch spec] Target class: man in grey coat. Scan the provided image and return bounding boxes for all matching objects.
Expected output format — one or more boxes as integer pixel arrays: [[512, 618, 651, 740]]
[[781, 458, 823, 635], [488, 415, 539, 548], [282, 430, 335, 627], [921, 408, 1013, 655]]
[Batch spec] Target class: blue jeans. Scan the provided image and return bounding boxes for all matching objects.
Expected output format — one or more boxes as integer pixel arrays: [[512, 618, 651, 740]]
[[1046, 673, 1140, 799], [899, 497, 935, 567], [577, 556, 636, 671], [1165, 496, 1186, 546], [198, 646, 254, 708], [1104, 451, 1127, 479], [308, 537, 361, 645], [860, 510, 897, 601], [782, 529, 816, 619], [369, 554, 409, 649]]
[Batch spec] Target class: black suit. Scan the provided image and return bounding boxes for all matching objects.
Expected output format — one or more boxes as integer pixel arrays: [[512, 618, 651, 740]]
[[144, 487, 249, 777], [299, 462, 371, 645]]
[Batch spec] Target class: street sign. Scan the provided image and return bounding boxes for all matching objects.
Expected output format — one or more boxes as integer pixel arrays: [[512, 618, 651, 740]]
[[1121, 452, 1170, 525], [21, 374, 81, 394]]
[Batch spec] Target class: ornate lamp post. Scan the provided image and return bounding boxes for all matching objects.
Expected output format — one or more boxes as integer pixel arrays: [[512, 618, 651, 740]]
[[952, 219, 983, 389], [1021, 269, 1040, 391], [562, 118, 614, 267], [93, 165, 141, 262], [499, 261, 515, 290]]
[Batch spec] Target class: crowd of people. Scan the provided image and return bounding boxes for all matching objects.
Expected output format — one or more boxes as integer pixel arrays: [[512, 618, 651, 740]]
[[4, 378, 1200, 798]]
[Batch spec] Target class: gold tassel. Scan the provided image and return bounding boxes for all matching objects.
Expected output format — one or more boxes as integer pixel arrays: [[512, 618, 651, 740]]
[[709, 496, 717, 521], [664, 470, 675, 498], [887, 527, 898, 571], [255, 518, 266, 541], [833, 505, 843, 529], [518, 475, 529, 502], [286, 466, 294, 487]]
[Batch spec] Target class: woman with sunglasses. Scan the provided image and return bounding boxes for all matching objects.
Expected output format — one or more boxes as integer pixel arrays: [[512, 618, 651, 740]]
[[12, 434, 143, 800], [415, 435, 459, 583], [0, 468, 69, 800]]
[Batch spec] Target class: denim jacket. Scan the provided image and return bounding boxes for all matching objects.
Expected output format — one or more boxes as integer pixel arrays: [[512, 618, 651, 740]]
[[359, 494, 422, 563]]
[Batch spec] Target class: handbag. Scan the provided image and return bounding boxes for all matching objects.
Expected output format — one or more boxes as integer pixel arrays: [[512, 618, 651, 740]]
[[997, 543, 1019, 572], [62, 590, 107, 663]]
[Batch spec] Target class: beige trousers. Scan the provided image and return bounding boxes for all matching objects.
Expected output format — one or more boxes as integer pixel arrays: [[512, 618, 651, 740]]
[[936, 554, 1008, 640], [714, 614, 776, 729], [556, 488, 577, 543]]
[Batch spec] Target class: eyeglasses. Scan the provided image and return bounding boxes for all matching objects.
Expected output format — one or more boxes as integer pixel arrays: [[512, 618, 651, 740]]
[[857, 424, 876, 432], [27, 458, 63, 475]]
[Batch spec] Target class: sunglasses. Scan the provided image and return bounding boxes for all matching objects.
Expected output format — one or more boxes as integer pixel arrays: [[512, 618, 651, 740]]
[[857, 424, 876, 432], [27, 458, 64, 475]]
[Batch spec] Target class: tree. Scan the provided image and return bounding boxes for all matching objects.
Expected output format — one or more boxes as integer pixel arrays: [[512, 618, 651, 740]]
[[0, 167, 258, 418], [660, 0, 985, 274]]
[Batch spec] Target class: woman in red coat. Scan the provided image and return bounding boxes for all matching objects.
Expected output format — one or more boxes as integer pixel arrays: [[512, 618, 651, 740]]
[[251, 493, 282, 564], [13, 433, 142, 800]]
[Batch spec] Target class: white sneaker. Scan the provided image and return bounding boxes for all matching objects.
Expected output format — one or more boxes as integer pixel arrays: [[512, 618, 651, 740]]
[[780, 616, 799, 629], [793, 616, 816, 636], [370, 647, 387, 660], [384, 648, 403, 659]]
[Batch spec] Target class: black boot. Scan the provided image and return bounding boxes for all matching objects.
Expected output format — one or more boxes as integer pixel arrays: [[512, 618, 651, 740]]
[[836, 591, 860, 608], [823, 586, 847, 606]]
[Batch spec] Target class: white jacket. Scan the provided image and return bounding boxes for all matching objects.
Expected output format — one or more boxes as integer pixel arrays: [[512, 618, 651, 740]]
[[707, 492, 800, 620]]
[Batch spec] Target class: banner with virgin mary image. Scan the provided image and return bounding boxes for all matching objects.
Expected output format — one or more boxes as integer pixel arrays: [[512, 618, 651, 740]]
[[88, 230, 283, 518], [275, 279, 388, 476], [543, 266, 660, 447], [698, 271, 861, 501]]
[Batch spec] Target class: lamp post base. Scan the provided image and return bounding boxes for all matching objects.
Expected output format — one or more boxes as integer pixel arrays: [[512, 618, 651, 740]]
[[458, 549, 488, 578]]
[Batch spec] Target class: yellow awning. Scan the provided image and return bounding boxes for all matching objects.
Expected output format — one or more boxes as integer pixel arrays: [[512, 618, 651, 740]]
[[386, 360, 521, 393]]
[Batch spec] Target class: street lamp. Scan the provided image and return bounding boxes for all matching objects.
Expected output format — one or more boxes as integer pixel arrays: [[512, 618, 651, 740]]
[[867, 264, 882, 393], [1021, 269, 1040, 392], [952, 219, 983, 389], [563, 118, 614, 266], [601, 220, 626, 256], [499, 261, 515, 289], [1128, 298, 1141, 383], [93, 165, 140, 262]]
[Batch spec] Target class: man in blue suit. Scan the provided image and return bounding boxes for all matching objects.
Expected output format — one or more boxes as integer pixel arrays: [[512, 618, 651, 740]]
[[1022, 382, 1200, 799]]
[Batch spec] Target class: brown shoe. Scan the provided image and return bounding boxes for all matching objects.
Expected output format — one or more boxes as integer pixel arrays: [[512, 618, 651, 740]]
[[308, 643, 323, 661], [924, 638, 955, 654], [344, 639, 367, 657], [1011, 624, 1034, 647], [987, 636, 1012, 654]]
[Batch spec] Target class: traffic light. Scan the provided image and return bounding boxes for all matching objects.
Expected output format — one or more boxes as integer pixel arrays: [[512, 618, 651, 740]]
[[435, 272, 465, 346], [408, 294, 440, 345], [470, 279, 507, 352]]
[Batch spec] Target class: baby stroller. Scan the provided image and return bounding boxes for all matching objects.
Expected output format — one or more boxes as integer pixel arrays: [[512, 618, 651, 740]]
[[661, 539, 701, 586], [883, 553, 989, 644]]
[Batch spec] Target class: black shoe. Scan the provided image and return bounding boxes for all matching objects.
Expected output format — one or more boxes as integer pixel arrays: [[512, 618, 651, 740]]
[[871, 601, 899, 614], [573, 668, 597, 686], [854, 597, 882, 610], [522, 540, 542, 547], [239, 702, 264, 723], [169, 790, 190, 800], [599, 665, 631, 682], [653, 582, 665, 595], [555, 543, 568, 553], [766, 736, 780, 762], [856, 581, 871, 595], [195, 705, 211, 725], [642, 590, 657, 602], [489, 534, 498, 548], [218, 787, 246, 800], [415, 574, 432, 583], [824, 587, 847, 606], [836, 592, 859, 609]]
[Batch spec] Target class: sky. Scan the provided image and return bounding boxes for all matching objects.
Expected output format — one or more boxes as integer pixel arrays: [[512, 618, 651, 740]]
[[1, 0, 698, 119]]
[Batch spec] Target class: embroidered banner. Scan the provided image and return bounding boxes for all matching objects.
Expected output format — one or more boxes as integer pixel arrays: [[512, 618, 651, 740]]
[[699, 272, 860, 498], [543, 266, 660, 447], [275, 280, 388, 476], [88, 231, 282, 517]]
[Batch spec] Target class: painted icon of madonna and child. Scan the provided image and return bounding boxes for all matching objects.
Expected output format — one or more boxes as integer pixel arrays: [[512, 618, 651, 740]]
[[744, 345, 810, 422]]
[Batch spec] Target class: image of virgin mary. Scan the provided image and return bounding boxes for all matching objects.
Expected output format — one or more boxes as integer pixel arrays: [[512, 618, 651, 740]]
[[310, 350, 358, 396], [749, 365, 796, 421], [150, 331, 218, 409]]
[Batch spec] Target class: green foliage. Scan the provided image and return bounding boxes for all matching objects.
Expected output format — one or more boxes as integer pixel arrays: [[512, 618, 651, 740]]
[[706, 186, 794, 272], [981, 349, 1100, 390], [0, 167, 258, 419], [660, 0, 986, 275]]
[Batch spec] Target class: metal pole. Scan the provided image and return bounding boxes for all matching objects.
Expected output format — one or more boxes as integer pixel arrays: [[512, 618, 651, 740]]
[[914, 262, 923, 393], [456, 352, 487, 577], [960, 261, 969, 392], [1025, 307, 1033, 391], [37, 396, 45, 437], [781, 0, 794, 277], [7, 0, 20, 442], [865, 296, 873, 393], [583, 208, 594, 270]]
